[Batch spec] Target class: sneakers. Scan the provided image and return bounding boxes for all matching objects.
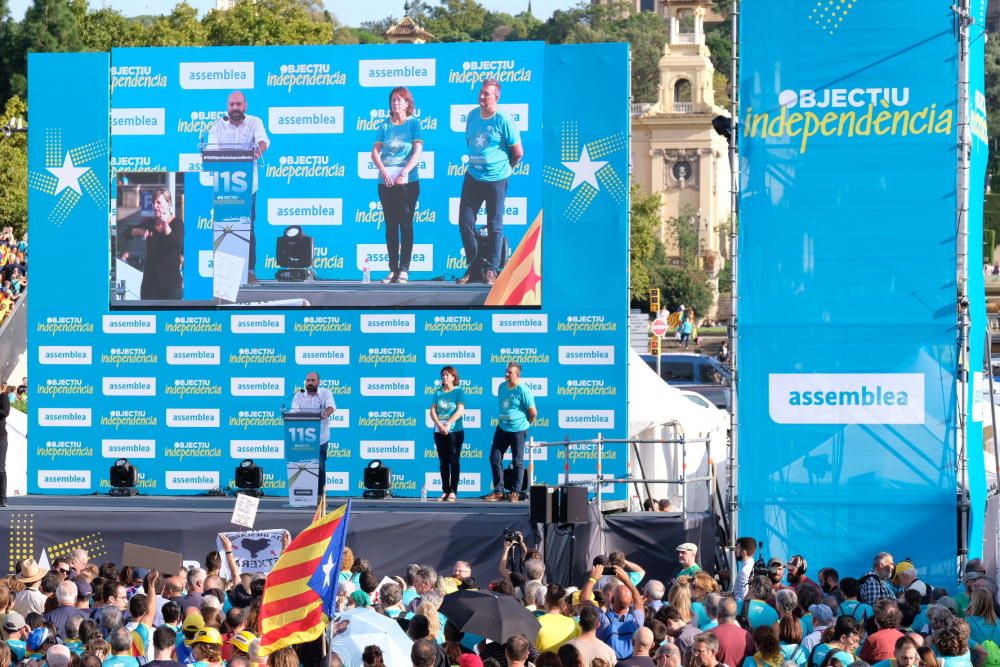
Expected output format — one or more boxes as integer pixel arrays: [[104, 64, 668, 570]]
[[482, 491, 505, 502], [382, 272, 397, 284], [484, 269, 497, 285], [397, 270, 409, 284]]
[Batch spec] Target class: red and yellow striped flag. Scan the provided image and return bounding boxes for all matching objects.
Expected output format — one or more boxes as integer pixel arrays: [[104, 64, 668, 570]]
[[257, 501, 351, 656], [484, 212, 542, 306]]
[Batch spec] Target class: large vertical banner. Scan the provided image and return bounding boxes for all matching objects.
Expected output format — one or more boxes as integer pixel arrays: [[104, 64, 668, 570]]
[[740, 1, 961, 584], [26, 43, 630, 498]]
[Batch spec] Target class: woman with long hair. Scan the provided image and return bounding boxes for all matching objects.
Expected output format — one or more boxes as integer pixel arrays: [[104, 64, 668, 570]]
[[370, 86, 423, 284], [743, 625, 784, 667], [430, 365, 465, 501], [667, 577, 694, 625], [965, 588, 1000, 644]]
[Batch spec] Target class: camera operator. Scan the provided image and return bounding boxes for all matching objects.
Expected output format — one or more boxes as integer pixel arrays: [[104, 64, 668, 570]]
[[592, 552, 646, 589], [499, 530, 545, 587]]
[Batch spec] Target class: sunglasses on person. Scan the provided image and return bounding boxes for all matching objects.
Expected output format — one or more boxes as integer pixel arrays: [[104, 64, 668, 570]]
[[55, 568, 69, 575]]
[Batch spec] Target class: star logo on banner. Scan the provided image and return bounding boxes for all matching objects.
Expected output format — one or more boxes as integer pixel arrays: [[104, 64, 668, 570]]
[[47, 152, 90, 196], [321, 552, 336, 590], [388, 137, 403, 151], [561, 146, 608, 191], [28, 128, 107, 226], [543, 121, 628, 222]]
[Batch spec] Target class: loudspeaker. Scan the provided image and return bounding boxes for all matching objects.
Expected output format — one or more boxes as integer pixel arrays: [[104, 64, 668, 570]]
[[276, 231, 314, 268], [502, 465, 529, 494], [556, 485, 589, 524], [529, 485, 555, 523]]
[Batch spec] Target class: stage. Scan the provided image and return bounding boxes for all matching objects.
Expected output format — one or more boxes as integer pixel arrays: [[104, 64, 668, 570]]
[[113, 279, 501, 308], [0, 496, 718, 586]]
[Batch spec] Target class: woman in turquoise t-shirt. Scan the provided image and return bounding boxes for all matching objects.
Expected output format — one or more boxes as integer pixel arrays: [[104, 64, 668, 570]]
[[430, 366, 466, 501], [371, 86, 424, 284]]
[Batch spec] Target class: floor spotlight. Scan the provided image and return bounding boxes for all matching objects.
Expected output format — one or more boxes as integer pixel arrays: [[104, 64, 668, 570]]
[[109, 458, 138, 497], [235, 459, 263, 497], [363, 460, 390, 499]]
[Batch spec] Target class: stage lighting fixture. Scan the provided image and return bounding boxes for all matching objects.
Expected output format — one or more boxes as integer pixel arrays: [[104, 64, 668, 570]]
[[234, 458, 263, 497], [109, 458, 138, 497], [275, 225, 315, 281], [363, 460, 390, 500]]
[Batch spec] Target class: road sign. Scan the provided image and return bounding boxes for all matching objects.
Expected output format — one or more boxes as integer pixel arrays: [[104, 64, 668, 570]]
[[650, 318, 669, 337]]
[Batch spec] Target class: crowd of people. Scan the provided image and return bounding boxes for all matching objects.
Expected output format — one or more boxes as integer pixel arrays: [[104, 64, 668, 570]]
[[0, 535, 992, 667], [0, 227, 26, 324]]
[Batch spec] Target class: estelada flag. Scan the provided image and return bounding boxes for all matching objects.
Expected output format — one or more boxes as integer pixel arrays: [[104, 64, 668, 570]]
[[257, 500, 351, 656], [484, 212, 542, 307]]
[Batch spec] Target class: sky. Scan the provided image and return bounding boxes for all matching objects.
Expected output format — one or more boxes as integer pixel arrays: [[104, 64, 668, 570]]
[[7, 0, 575, 28]]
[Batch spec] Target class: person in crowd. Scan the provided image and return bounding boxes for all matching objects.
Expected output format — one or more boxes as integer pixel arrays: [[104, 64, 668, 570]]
[[742, 626, 783, 667], [839, 577, 874, 624], [810, 616, 861, 667], [14, 560, 47, 616], [584, 564, 643, 660], [871, 636, 919, 667], [145, 626, 182, 667], [817, 568, 842, 603], [892, 563, 928, 601], [710, 596, 755, 667], [535, 584, 579, 651], [371, 86, 423, 285], [734, 538, 757, 602], [676, 544, 702, 579], [859, 553, 897, 605], [430, 366, 466, 502], [616, 626, 656, 667], [656, 605, 699, 660], [787, 557, 817, 591], [644, 580, 666, 612], [932, 619, 974, 667], [743, 576, 778, 628], [766, 560, 787, 597], [963, 587, 999, 643], [702, 592, 722, 631], [691, 633, 724, 667], [859, 599, 904, 663], [666, 578, 695, 626], [800, 604, 835, 653], [692, 572, 720, 627], [456, 78, 523, 286]]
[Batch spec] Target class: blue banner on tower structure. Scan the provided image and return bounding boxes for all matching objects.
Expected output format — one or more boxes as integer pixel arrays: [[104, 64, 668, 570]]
[[739, 1, 983, 585], [27, 43, 631, 498]]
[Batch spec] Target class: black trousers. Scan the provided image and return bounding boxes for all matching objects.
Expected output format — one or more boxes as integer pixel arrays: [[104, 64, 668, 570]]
[[378, 181, 420, 273], [434, 431, 465, 495]]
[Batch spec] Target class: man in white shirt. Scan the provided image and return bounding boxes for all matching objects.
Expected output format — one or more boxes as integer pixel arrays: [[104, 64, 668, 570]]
[[13, 559, 48, 616], [291, 371, 336, 497], [206, 90, 270, 284], [733, 537, 757, 602]]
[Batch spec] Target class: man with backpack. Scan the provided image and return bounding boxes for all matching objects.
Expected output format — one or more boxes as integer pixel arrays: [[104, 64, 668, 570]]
[[588, 565, 644, 660], [859, 553, 897, 605]]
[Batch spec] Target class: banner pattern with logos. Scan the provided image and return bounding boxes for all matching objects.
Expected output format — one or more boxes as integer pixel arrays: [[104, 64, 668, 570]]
[[26, 44, 631, 498], [739, 1, 984, 585]]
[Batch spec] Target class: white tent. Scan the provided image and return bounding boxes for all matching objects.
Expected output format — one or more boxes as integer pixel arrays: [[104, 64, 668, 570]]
[[627, 347, 729, 512], [7, 407, 26, 497]]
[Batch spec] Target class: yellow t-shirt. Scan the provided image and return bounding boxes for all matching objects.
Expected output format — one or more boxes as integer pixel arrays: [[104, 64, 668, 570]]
[[536, 613, 581, 651]]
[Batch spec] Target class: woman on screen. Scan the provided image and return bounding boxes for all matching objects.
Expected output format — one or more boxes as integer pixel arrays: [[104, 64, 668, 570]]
[[133, 188, 183, 300], [430, 366, 465, 501], [370, 86, 423, 284]]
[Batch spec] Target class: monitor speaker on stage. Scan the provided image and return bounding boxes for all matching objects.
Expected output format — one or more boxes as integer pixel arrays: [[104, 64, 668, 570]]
[[556, 485, 589, 524], [529, 485, 555, 523]]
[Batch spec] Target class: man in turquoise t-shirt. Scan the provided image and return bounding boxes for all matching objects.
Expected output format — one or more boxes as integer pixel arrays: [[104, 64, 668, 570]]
[[456, 78, 524, 286], [484, 361, 536, 502]]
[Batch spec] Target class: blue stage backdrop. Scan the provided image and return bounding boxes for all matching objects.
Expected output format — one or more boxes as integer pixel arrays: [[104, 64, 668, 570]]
[[739, 1, 982, 586], [26, 43, 631, 497]]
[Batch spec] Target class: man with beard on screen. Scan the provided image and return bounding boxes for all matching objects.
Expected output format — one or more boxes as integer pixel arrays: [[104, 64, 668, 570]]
[[291, 371, 336, 497]]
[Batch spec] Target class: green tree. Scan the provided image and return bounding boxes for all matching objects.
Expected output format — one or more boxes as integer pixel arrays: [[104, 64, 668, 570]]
[[71, 2, 148, 51], [10, 0, 82, 98], [656, 205, 713, 314], [143, 2, 206, 47], [0, 96, 27, 237], [0, 0, 18, 103], [203, 0, 334, 46], [629, 184, 663, 302]]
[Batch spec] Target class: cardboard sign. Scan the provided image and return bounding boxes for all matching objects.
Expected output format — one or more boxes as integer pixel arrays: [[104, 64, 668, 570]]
[[231, 493, 260, 528], [122, 543, 182, 576], [217, 529, 286, 578]]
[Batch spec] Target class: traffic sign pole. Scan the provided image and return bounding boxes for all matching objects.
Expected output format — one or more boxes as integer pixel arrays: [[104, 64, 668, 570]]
[[650, 318, 669, 378]]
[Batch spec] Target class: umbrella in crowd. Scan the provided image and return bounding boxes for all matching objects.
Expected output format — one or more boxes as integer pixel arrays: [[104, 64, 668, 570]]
[[328, 608, 413, 667], [439, 589, 541, 643]]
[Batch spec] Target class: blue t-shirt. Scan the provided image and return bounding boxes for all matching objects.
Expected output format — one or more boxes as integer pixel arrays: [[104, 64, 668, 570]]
[[465, 109, 521, 182], [840, 599, 874, 623], [743, 599, 779, 628], [8, 639, 25, 661], [103, 656, 141, 667], [692, 601, 711, 628], [497, 381, 535, 433], [810, 645, 855, 667], [375, 117, 423, 179], [781, 643, 808, 666], [432, 386, 466, 432], [938, 654, 974, 667], [967, 615, 1000, 644]]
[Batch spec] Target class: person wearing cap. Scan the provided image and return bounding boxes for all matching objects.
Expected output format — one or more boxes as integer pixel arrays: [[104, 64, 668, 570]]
[[892, 563, 928, 601], [766, 559, 788, 596], [44, 580, 88, 641], [13, 558, 47, 616], [955, 559, 988, 615], [26, 626, 56, 660], [188, 627, 224, 667], [676, 544, 702, 579], [786, 556, 817, 591], [5, 610, 29, 660], [176, 612, 204, 664], [105, 626, 141, 667], [859, 552, 897, 605], [800, 603, 835, 653], [75, 579, 93, 609], [225, 630, 255, 662], [146, 626, 183, 667]]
